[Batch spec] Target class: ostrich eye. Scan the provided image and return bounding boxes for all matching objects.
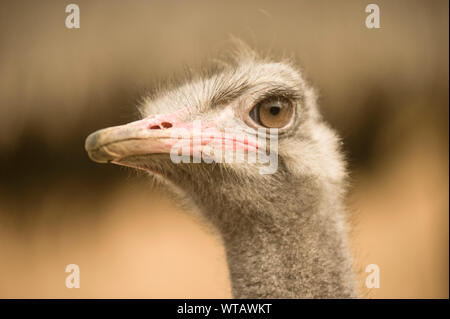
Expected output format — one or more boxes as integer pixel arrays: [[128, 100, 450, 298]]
[[249, 97, 294, 128]]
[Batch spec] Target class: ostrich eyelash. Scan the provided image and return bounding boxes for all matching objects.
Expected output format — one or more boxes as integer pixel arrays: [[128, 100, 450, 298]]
[[252, 86, 302, 106]]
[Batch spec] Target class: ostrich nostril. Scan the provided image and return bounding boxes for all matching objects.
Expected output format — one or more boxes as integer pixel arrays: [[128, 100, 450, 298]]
[[161, 122, 173, 129], [149, 125, 161, 130]]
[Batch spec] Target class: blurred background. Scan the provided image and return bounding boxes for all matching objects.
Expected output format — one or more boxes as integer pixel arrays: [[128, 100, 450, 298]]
[[0, 0, 448, 298]]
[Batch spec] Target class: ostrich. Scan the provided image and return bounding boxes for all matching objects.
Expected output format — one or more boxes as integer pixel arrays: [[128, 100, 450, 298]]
[[85, 47, 356, 298]]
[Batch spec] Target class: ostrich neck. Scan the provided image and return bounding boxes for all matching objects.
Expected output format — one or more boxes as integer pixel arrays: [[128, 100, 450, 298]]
[[222, 208, 355, 298], [187, 174, 356, 298]]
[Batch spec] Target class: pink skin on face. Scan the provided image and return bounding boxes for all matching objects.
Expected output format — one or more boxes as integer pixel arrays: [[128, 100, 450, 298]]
[[119, 108, 261, 157]]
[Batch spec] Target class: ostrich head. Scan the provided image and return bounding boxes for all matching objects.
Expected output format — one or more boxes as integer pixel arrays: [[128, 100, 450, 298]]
[[85, 48, 354, 298]]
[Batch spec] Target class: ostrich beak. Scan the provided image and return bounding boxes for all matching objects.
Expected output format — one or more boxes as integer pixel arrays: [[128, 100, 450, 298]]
[[85, 109, 260, 168], [85, 111, 188, 165]]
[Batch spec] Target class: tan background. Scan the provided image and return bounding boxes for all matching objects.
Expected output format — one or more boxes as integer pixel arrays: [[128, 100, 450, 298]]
[[0, 0, 448, 298]]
